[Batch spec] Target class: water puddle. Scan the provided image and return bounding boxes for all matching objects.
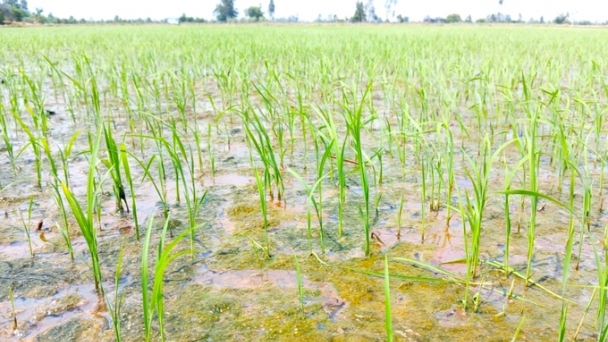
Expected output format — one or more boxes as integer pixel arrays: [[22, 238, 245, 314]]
[[0, 284, 108, 341], [434, 307, 468, 328], [202, 174, 253, 187], [0, 241, 36, 260]]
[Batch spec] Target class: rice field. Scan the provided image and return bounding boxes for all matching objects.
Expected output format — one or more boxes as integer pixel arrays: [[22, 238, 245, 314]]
[[1, 24, 608, 341]]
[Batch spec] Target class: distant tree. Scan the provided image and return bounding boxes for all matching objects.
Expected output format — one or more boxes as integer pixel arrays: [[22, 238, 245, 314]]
[[178, 13, 206, 23], [365, 0, 379, 22], [19, 0, 26, 11], [214, 0, 238, 22], [446, 14, 462, 23], [245, 6, 264, 21], [34, 7, 41, 23], [268, 0, 275, 20], [351, 2, 366, 22], [465, 15, 472, 23], [1, 1, 29, 22], [10, 6, 23, 21], [0, 10, 4, 24], [396, 14, 408, 23], [0, 4, 10, 23], [540, 16, 544, 23], [554, 13, 569, 24], [384, 0, 397, 21]]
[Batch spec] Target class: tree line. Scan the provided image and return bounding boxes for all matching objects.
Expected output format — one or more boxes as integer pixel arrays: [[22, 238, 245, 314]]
[[0, 0, 43, 25], [212, 0, 599, 25], [0, 0, 602, 26]]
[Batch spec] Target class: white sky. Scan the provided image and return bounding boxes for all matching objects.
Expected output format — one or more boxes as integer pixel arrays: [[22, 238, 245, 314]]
[[27, 0, 607, 22]]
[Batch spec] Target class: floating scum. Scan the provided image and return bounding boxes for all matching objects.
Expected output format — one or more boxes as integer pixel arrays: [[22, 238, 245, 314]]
[[0, 24, 608, 341]]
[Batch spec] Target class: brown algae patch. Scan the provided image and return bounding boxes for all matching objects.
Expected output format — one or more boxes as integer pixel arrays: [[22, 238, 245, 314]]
[[195, 267, 347, 319], [225, 196, 297, 235], [166, 283, 333, 341], [210, 243, 583, 341], [34, 317, 115, 342]]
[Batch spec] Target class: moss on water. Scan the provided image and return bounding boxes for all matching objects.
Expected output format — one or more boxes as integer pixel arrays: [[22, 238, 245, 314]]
[[164, 284, 332, 341], [36, 318, 114, 342]]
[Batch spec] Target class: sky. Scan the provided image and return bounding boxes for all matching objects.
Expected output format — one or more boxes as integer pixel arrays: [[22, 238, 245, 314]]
[[26, 0, 607, 23]]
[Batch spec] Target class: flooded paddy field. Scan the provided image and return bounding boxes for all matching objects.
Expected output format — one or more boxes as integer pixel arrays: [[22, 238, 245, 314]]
[[1, 25, 608, 341]]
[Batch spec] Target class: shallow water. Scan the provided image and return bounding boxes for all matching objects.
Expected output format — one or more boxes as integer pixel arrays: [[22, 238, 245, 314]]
[[1, 25, 608, 341]]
